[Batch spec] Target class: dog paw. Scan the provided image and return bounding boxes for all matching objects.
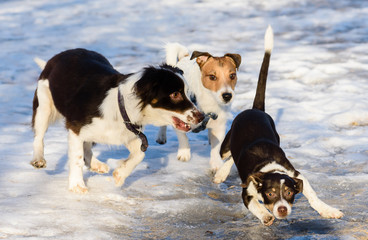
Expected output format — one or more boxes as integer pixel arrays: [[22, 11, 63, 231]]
[[177, 148, 191, 162], [30, 158, 47, 168], [262, 215, 275, 226], [210, 157, 224, 173], [90, 160, 109, 174], [319, 206, 344, 219], [69, 184, 88, 194], [156, 138, 166, 145], [113, 169, 127, 187]]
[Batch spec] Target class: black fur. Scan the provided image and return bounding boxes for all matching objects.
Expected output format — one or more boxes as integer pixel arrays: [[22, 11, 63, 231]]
[[220, 49, 303, 210]]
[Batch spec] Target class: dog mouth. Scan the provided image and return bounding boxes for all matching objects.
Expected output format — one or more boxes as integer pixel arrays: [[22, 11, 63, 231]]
[[172, 117, 191, 132]]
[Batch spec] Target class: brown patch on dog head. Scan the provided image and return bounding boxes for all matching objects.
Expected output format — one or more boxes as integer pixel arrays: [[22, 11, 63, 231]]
[[196, 55, 240, 92]]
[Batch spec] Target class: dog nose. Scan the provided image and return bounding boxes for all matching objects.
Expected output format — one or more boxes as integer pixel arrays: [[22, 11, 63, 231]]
[[278, 206, 288, 217], [222, 93, 232, 103]]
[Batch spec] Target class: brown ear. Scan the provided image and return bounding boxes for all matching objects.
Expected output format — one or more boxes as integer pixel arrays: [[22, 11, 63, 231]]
[[225, 53, 242, 69], [293, 178, 303, 194], [190, 51, 212, 68], [243, 172, 264, 190]]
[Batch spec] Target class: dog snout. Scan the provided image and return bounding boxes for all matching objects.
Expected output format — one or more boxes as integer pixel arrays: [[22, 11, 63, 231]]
[[193, 110, 205, 124], [222, 92, 232, 103], [277, 206, 288, 217]]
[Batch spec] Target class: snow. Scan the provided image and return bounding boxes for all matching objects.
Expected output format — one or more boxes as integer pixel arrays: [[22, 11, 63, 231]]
[[0, 0, 367, 239]]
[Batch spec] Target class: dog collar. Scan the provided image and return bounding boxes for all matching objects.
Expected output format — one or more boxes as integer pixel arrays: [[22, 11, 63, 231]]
[[118, 89, 148, 152]]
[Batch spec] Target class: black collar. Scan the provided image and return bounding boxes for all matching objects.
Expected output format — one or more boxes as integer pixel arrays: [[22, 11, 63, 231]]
[[118, 89, 148, 152]]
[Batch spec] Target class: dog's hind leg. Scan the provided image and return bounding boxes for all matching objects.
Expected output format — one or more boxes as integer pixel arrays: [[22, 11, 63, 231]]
[[68, 130, 88, 193], [83, 142, 109, 174], [31, 80, 60, 168], [113, 137, 145, 186], [213, 157, 234, 183], [156, 126, 167, 144], [297, 174, 344, 219]]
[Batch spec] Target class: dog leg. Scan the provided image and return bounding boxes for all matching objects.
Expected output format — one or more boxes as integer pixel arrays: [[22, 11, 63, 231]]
[[248, 198, 275, 226], [113, 138, 145, 186], [68, 130, 88, 193], [31, 80, 59, 168], [213, 157, 234, 183], [156, 126, 167, 144], [175, 129, 191, 162], [297, 174, 344, 219], [83, 142, 109, 174], [208, 126, 226, 171]]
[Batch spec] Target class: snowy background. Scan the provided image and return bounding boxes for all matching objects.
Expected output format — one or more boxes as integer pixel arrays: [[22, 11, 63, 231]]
[[0, 0, 367, 239]]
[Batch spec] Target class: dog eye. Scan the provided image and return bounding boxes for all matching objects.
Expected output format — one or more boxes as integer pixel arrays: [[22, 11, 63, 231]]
[[285, 191, 293, 197], [170, 91, 183, 102], [208, 75, 217, 81], [229, 73, 236, 80], [266, 192, 276, 199]]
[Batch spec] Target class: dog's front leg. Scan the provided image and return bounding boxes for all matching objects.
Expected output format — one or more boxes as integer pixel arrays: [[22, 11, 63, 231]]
[[68, 130, 88, 193], [208, 125, 226, 171], [297, 174, 344, 219], [248, 197, 275, 226], [113, 137, 145, 186], [175, 129, 191, 162]]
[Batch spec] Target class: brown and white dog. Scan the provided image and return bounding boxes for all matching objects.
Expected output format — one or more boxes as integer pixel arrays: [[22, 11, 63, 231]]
[[156, 43, 241, 172], [216, 26, 343, 225], [31, 48, 204, 193]]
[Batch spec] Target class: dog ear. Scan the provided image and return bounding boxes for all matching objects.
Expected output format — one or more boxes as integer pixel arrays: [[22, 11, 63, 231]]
[[292, 178, 303, 194], [225, 53, 242, 69], [190, 51, 212, 68], [243, 172, 264, 190]]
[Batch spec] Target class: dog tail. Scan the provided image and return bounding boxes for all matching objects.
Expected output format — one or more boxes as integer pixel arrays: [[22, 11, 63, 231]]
[[34, 57, 47, 70], [165, 43, 190, 66], [252, 25, 273, 112]]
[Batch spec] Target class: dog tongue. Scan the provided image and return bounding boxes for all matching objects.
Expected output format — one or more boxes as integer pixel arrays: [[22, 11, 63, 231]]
[[172, 117, 190, 132]]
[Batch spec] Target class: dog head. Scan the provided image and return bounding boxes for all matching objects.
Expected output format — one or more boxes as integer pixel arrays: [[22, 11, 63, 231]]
[[243, 172, 303, 219], [190, 51, 241, 105], [134, 64, 204, 132]]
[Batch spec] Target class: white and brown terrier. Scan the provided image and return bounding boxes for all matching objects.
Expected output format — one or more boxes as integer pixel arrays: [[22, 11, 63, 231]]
[[216, 26, 343, 225], [156, 43, 241, 172], [31, 48, 204, 193]]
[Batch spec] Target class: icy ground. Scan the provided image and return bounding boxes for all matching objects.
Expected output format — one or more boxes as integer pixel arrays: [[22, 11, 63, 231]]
[[0, 0, 367, 239]]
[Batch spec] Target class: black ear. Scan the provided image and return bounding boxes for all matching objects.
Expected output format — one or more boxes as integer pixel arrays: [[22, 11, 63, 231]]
[[225, 53, 242, 69], [293, 178, 303, 194]]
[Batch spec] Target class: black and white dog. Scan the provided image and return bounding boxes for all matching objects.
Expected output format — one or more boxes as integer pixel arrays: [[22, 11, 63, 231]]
[[31, 48, 204, 193], [216, 26, 343, 225]]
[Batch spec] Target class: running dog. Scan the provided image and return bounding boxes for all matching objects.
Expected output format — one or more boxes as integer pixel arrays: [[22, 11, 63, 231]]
[[156, 43, 241, 172], [31, 48, 204, 193], [215, 26, 343, 225]]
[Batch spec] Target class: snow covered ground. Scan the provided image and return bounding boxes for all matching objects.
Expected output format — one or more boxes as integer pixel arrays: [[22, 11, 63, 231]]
[[0, 0, 367, 239]]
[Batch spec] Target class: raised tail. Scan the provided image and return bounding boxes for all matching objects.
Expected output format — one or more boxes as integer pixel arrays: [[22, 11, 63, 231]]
[[252, 25, 273, 111], [34, 57, 47, 70], [165, 43, 190, 66]]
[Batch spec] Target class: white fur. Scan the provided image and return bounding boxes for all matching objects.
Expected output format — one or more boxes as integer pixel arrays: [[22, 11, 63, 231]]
[[34, 57, 47, 70], [213, 157, 234, 183], [264, 25, 274, 53], [157, 43, 233, 171], [247, 181, 275, 226]]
